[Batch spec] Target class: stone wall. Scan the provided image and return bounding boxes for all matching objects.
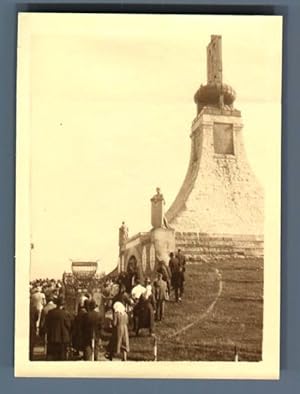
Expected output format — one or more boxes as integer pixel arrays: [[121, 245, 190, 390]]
[[120, 228, 175, 279]]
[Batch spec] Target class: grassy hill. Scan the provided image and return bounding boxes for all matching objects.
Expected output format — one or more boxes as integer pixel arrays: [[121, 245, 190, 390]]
[[128, 258, 263, 362]]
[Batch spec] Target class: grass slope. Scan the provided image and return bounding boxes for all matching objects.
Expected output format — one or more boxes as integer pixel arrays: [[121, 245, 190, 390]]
[[128, 258, 263, 362]]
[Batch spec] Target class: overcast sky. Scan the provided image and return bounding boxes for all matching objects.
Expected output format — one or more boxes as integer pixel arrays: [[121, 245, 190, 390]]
[[23, 14, 282, 279]]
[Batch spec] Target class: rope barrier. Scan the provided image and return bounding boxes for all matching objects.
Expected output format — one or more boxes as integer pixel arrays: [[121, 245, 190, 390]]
[[152, 268, 223, 360], [168, 268, 222, 339]]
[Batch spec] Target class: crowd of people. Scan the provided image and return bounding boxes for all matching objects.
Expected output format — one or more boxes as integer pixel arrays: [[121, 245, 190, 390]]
[[29, 249, 186, 361]]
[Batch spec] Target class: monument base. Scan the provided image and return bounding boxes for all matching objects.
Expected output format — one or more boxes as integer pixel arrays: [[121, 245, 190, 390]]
[[175, 232, 264, 262]]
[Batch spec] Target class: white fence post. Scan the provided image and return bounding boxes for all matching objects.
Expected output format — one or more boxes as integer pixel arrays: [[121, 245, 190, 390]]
[[153, 335, 158, 361]]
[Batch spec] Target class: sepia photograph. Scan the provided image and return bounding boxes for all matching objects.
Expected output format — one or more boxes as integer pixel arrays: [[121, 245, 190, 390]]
[[15, 13, 282, 378]]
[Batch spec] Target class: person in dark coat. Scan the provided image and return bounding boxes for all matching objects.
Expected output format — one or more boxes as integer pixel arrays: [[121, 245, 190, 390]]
[[29, 305, 39, 360], [45, 296, 72, 360], [72, 304, 88, 357], [39, 295, 56, 338], [135, 292, 155, 336], [169, 252, 182, 302], [176, 249, 186, 299], [126, 259, 143, 293], [82, 299, 104, 361]]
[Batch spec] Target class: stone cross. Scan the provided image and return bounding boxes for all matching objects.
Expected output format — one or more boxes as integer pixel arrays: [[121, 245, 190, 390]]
[[207, 35, 222, 84]]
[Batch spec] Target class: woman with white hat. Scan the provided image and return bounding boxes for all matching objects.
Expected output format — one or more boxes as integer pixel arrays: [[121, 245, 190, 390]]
[[106, 301, 130, 361]]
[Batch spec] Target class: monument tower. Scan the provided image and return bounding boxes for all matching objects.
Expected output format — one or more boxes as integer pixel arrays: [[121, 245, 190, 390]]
[[164, 35, 264, 260], [118, 35, 263, 276]]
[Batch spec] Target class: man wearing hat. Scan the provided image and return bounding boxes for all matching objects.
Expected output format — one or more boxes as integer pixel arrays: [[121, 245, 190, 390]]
[[82, 299, 104, 361], [154, 273, 168, 321], [45, 296, 72, 360], [156, 261, 171, 297], [39, 295, 56, 337], [169, 252, 181, 302]]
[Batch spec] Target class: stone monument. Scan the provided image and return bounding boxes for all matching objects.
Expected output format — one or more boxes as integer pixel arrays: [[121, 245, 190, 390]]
[[118, 35, 264, 276], [165, 35, 264, 260]]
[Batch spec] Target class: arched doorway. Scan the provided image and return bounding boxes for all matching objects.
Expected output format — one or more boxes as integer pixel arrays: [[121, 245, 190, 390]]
[[127, 255, 138, 272], [124, 255, 139, 292]]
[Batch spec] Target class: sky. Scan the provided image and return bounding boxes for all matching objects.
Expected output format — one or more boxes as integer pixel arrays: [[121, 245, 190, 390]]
[[23, 14, 282, 279]]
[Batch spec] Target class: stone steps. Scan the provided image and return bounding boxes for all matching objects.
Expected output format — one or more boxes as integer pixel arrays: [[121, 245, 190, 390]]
[[175, 232, 264, 262]]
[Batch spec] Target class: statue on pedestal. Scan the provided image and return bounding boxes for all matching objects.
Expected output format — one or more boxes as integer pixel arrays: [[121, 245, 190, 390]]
[[119, 221, 129, 249], [151, 187, 164, 204]]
